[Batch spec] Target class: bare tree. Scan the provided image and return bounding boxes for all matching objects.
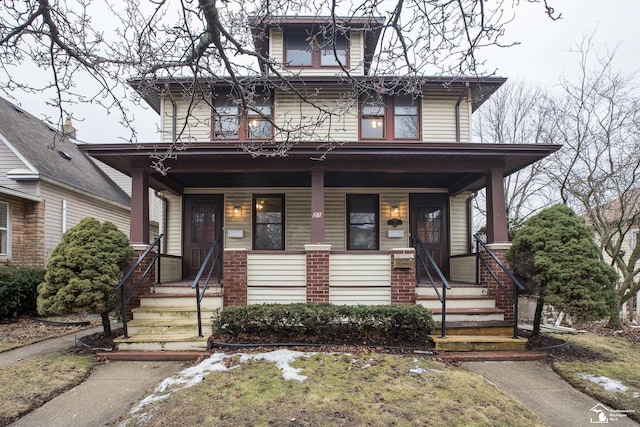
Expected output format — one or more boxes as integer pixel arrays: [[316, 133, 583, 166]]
[[473, 80, 557, 231], [543, 39, 640, 328], [1, 0, 558, 157]]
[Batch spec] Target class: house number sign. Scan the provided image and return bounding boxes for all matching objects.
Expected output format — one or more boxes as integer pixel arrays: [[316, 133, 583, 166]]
[[312, 212, 323, 218]]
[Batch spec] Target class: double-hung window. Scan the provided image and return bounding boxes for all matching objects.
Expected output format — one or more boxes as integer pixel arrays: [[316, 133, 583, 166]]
[[347, 194, 379, 250], [253, 195, 284, 250], [284, 27, 348, 68], [359, 93, 420, 140], [0, 202, 8, 256], [213, 89, 273, 140]]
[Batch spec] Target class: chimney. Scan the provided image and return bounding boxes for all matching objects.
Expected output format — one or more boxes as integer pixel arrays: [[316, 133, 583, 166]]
[[63, 118, 77, 138]]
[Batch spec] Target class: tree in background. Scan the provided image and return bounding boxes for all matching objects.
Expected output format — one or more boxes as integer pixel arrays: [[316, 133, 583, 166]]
[[507, 204, 617, 336], [543, 39, 640, 328], [37, 217, 134, 336], [473, 80, 555, 229]]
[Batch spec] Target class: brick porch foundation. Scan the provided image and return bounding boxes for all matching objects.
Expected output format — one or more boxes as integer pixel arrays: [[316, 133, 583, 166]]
[[305, 244, 331, 304], [223, 248, 247, 307], [479, 244, 514, 322], [391, 248, 416, 304]]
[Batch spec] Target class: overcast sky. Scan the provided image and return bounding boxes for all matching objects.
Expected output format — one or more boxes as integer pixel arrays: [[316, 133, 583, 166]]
[[10, 0, 640, 143]]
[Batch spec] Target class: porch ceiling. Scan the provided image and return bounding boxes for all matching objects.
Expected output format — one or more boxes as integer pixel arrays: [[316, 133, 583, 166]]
[[79, 142, 560, 196]]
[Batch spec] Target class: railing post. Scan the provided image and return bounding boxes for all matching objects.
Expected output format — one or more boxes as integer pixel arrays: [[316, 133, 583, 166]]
[[441, 285, 446, 339], [121, 286, 128, 338], [513, 285, 519, 338], [196, 285, 203, 338], [475, 238, 480, 286], [156, 237, 162, 287]]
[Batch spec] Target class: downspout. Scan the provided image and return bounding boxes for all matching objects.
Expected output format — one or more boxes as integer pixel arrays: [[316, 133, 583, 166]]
[[455, 82, 470, 142]]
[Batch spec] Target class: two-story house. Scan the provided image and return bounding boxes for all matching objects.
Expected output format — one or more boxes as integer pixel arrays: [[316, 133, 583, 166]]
[[80, 16, 561, 352]]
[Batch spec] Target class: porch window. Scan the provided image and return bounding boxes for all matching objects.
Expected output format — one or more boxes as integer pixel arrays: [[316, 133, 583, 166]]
[[284, 27, 348, 68], [359, 93, 420, 140], [347, 194, 379, 250], [213, 89, 273, 140], [0, 202, 8, 256], [253, 195, 284, 250]]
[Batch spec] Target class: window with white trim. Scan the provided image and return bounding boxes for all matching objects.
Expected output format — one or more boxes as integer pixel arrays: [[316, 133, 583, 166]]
[[631, 229, 639, 250], [0, 202, 8, 256]]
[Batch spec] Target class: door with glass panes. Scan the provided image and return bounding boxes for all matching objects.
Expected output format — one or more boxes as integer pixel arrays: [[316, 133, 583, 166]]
[[183, 195, 223, 279], [410, 194, 449, 279]]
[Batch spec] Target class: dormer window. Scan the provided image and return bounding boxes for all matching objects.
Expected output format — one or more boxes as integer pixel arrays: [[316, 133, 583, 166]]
[[284, 28, 349, 68]]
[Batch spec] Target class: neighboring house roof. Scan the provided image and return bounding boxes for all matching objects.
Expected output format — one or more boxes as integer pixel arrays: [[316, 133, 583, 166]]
[[0, 185, 42, 202], [0, 97, 130, 207]]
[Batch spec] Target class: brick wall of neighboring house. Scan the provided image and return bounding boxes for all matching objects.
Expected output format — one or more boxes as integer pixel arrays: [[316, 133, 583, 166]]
[[1, 197, 46, 268], [391, 248, 416, 304], [223, 249, 247, 307], [480, 247, 515, 322]]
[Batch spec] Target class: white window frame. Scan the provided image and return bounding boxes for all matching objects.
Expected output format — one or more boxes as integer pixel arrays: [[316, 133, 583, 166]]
[[0, 201, 10, 257], [631, 228, 639, 250]]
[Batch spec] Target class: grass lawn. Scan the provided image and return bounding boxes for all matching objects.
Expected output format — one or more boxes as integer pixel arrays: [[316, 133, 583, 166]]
[[0, 352, 95, 426], [117, 351, 545, 427], [551, 332, 640, 422]]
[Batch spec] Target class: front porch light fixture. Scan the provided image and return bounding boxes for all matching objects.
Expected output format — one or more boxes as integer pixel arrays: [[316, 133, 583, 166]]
[[233, 205, 243, 217], [387, 205, 402, 227]]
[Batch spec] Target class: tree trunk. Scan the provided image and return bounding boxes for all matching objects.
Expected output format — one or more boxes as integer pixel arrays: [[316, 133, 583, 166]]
[[101, 311, 112, 337], [532, 295, 545, 337], [606, 298, 622, 330]]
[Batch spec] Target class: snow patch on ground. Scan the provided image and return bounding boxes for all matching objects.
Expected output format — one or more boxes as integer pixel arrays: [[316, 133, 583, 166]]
[[131, 350, 310, 415], [580, 374, 629, 393]]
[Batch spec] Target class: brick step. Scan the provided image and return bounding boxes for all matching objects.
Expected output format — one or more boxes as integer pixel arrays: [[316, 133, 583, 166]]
[[430, 335, 527, 352]]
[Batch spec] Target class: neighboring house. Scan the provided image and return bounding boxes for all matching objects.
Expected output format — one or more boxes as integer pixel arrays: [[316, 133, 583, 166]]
[[0, 96, 133, 267], [79, 16, 560, 346]]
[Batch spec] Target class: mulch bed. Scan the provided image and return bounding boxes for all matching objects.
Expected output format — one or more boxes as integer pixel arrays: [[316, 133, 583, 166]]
[[50, 321, 640, 361]]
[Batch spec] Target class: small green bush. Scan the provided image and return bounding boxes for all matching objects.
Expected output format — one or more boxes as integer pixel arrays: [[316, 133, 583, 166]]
[[212, 304, 435, 345], [0, 265, 46, 318]]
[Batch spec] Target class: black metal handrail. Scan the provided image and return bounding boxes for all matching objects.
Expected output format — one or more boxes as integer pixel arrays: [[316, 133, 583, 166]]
[[474, 234, 524, 338], [193, 236, 223, 337], [411, 235, 451, 339], [116, 234, 164, 339]]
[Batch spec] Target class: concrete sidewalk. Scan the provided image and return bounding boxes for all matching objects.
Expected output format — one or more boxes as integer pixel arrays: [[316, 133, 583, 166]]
[[465, 361, 638, 427], [2, 325, 185, 427], [10, 360, 183, 427]]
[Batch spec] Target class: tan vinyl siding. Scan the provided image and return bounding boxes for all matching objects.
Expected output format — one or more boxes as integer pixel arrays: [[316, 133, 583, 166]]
[[274, 87, 357, 142], [165, 193, 183, 256], [40, 181, 130, 260], [329, 253, 391, 287], [0, 142, 31, 188], [450, 192, 471, 255], [329, 253, 391, 304], [246, 253, 306, 304], [450, 255, 476, 283], [247, 253, 306, 286], [422, 93, 471, 143], [160, 93, 211, 143], [269, 28, 364, 77]]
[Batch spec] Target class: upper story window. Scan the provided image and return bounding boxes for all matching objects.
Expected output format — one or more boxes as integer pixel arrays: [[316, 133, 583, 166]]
[[253, 194, 285, 250], [360, 93, 420, 140], [0, 202, 8, 256], [213, 89, 272, 140], [347, 194, 379, 250], [284, 28, 349, 68]]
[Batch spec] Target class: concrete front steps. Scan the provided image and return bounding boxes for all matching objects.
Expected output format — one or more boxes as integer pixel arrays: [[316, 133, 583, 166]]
[[417, 283, 527, 352], [113, 283, 223, 352]]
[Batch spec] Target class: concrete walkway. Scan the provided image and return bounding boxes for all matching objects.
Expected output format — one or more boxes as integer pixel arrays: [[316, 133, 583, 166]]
[[2, 326, 184, 427], [465, 361, 638, 427]]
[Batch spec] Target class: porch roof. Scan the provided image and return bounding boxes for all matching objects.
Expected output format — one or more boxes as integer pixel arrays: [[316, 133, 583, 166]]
[[80, 142, 560, 196]]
